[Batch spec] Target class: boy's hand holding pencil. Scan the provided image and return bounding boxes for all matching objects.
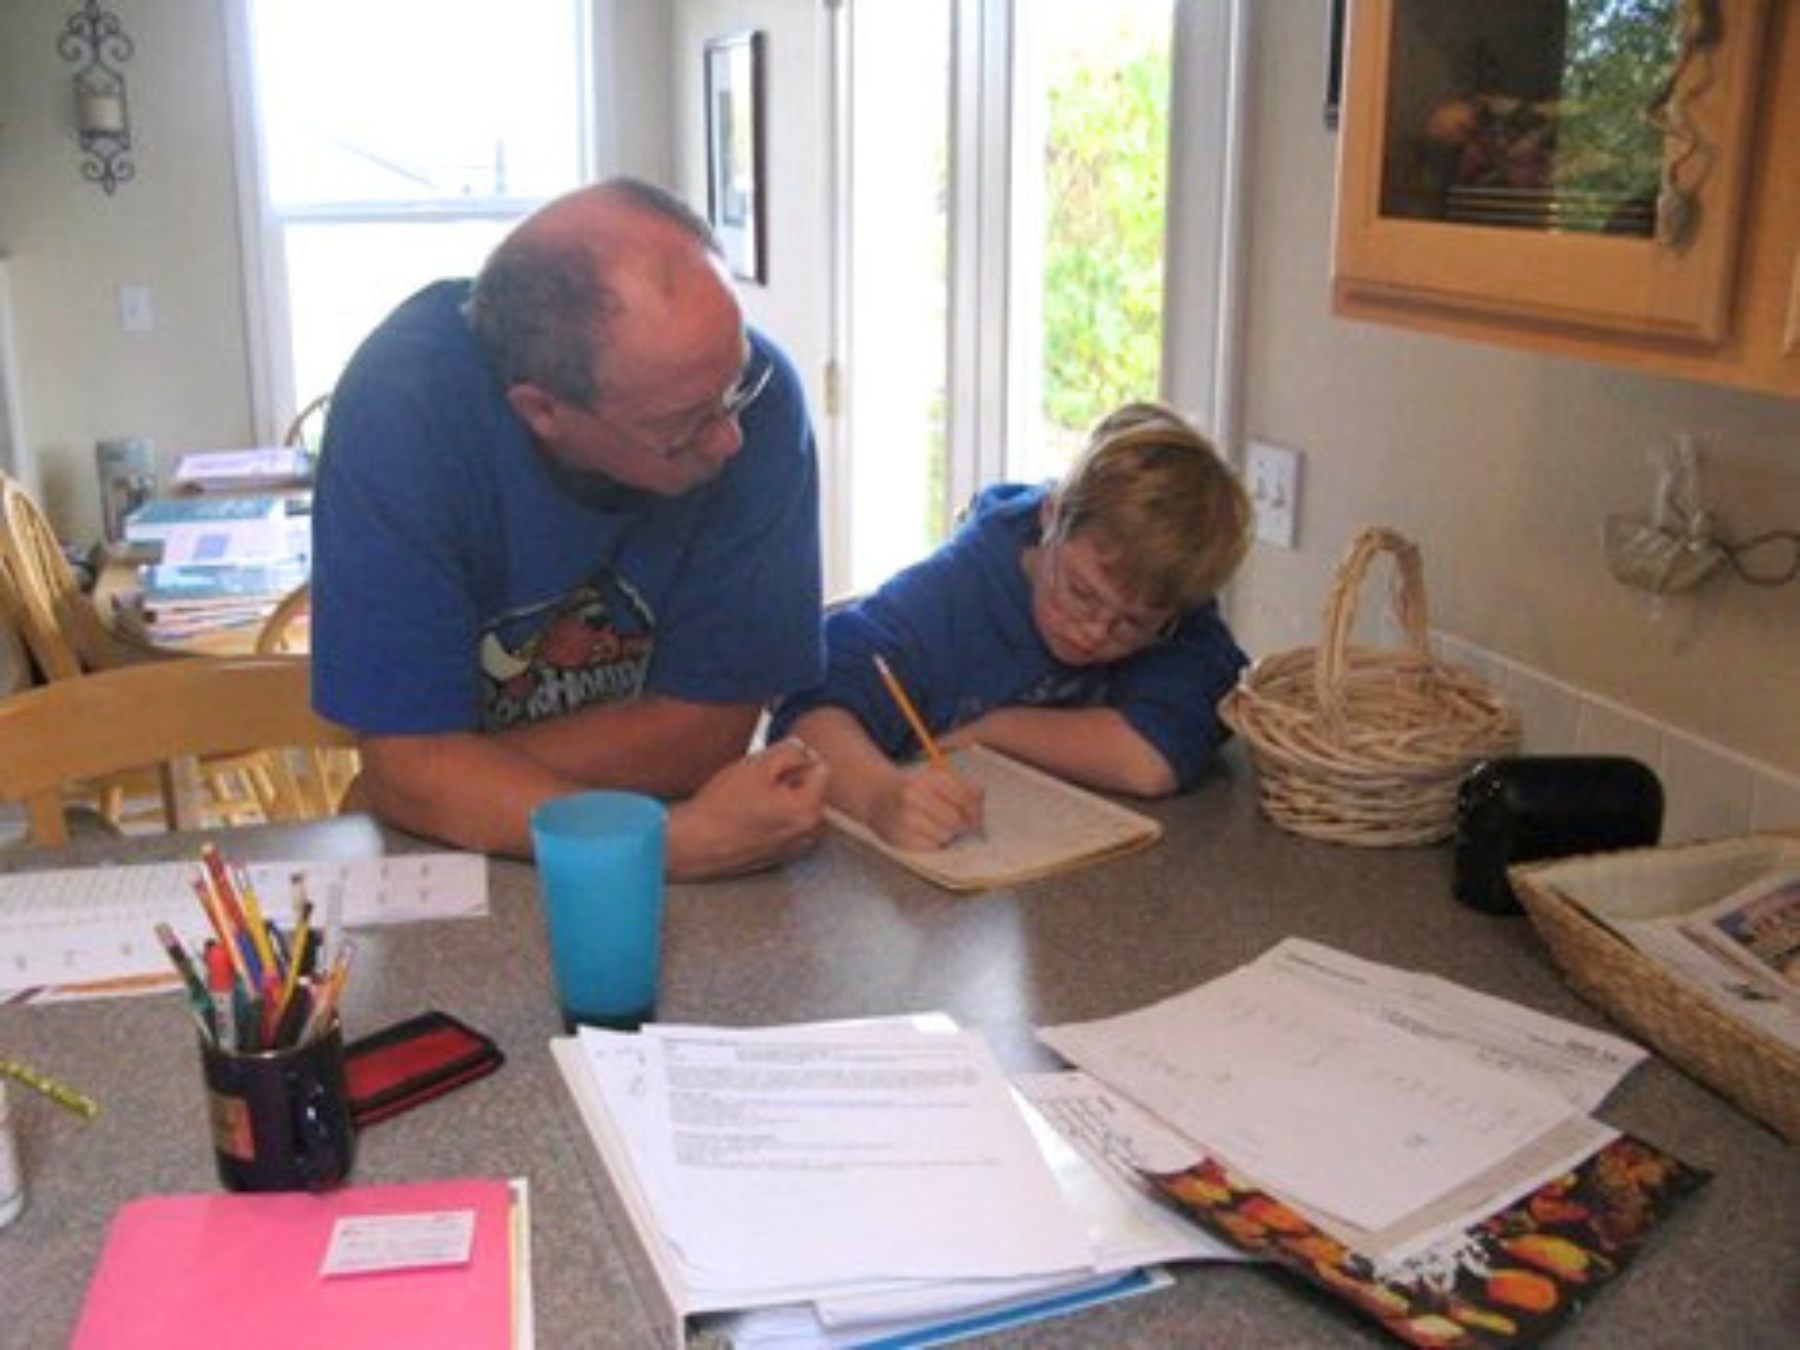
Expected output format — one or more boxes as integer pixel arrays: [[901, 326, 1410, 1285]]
[[871, 655, 985, 849], [869, 765, 986, 851]]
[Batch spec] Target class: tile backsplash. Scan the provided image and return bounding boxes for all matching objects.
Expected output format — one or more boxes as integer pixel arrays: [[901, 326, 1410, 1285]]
[[1431, 632, 1798, 842]]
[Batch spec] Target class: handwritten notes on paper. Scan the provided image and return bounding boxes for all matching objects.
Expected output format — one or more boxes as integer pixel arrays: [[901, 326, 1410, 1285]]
[[827, 745, 1162, 892], [1257, 939, 1646, 1112], [1039, 946, 1598, 1233]]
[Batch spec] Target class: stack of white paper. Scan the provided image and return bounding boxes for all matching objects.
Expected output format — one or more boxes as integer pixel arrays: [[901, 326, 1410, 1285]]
[[551, 1017, 1229, 1348], [1038, 939, 1647, 1273]]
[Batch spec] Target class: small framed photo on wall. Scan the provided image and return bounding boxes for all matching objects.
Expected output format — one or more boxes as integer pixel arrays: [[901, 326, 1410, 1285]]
[[704, 31, 767, 284]]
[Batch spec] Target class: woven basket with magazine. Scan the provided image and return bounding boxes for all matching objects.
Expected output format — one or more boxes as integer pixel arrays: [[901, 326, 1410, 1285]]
[[1510, 834, 1800, 1141], [1220, 526, 1519, 846]]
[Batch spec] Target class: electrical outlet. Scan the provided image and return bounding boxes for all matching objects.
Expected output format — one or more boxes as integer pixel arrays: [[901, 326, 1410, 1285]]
[[1246, 440, 1302, 549]]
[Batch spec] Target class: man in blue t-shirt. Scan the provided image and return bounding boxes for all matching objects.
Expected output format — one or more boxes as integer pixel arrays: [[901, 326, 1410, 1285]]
[[313, 179, 829, 877]]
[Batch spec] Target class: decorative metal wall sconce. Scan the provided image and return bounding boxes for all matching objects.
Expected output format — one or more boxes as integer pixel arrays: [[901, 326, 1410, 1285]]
[[58, 1, 135, 195]]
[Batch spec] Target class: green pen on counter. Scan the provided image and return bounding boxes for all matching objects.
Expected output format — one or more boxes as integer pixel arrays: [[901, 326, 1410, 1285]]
[[154, 922, 217, 1043]]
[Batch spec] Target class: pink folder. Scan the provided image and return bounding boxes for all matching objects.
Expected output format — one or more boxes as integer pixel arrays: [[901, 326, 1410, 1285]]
[[72, 1178, 517, 1349]]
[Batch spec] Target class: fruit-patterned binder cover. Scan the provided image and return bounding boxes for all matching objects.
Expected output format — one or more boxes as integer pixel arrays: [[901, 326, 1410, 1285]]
[[1146, 1135, 1707, 1347]]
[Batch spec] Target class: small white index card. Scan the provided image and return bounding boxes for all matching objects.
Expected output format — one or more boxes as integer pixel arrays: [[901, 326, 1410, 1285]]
[[320, 1209, 477, 1278]]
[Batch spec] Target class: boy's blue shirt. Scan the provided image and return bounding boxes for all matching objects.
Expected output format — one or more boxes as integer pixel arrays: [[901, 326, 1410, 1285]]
[[312, 279, 823, 735], [769, 483, 1247, 789]]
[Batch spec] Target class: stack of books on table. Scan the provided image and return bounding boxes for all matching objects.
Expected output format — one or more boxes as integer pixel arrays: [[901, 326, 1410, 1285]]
[[170, 446, 313, 493], [551, 1015, 1238, 1350], [123, 555, 308, 643], [1035, 938, 1710, 1347], [123, 492, 310, 565], [119, 493, 310, 642]]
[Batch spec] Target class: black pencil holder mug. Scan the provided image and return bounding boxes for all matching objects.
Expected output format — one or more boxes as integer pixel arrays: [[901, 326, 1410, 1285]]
[[201, 1022, 356, 1192]]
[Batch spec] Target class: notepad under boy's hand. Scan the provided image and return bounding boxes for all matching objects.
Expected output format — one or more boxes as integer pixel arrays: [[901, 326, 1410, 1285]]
[[824, 746, 1162, 894]]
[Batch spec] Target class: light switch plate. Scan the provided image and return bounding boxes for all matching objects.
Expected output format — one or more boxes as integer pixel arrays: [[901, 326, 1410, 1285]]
[[1246, 440, 1301, 549], [118, 284, 154, 333]]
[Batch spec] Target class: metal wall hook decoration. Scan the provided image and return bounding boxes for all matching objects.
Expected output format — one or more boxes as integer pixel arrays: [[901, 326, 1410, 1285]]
[[58, 0, 135, 195]]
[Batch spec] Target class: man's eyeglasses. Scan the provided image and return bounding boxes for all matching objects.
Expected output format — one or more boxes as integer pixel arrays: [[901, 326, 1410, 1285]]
[[1043, 539, 1177, 646], [705, 356, 775, 433], [591, 353, 774, 460]]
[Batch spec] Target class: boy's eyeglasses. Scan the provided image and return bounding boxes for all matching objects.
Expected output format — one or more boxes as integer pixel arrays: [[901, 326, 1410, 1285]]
[[1044, 540, 1178, 646], [590, 352, 774, 460]]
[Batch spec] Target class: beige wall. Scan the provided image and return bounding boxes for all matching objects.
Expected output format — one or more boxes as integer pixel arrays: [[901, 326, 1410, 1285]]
[[0, 0, 674, 540], [671, 1, 831, 444], [0, 0, 250, 537], [1230, 2, 1797, 776], [1, 0, 1793, 778]]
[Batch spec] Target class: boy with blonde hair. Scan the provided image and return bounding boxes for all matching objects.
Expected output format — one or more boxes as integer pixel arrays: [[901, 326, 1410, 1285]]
[[770, 401, 1252, 850]]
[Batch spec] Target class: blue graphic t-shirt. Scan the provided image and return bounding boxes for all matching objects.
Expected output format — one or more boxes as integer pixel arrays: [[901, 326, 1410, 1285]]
[[313, 280, 822, 736]]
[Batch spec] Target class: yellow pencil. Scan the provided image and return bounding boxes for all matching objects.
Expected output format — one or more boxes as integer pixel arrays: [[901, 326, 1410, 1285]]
[[872, 654, 958, 779], [1, 1057, 99, 1119], [274, 901, 312, 1036], [230, 861, 280, 981]]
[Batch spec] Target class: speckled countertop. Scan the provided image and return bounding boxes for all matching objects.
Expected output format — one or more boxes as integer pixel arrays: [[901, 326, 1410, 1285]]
[[3, 758, 1794, 1348]]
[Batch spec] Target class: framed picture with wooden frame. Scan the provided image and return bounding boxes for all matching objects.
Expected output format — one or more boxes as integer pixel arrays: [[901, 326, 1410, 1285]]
[[704, 31, 767, 284]]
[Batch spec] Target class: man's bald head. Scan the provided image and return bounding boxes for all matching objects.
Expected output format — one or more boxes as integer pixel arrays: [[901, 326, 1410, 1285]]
[[467, 177, 728, 407]]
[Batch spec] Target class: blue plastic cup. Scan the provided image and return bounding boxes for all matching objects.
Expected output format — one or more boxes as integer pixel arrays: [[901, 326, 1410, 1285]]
[[529, 792, 668, 1032]]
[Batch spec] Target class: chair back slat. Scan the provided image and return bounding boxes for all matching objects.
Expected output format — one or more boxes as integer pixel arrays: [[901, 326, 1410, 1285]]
[[282, 394, 330, 453], [0, 656, 356, 847]]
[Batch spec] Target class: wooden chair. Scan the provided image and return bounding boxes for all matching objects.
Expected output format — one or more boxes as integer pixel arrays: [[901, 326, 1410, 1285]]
[[0, 472, 160, 679], [0, 656, 356, 848], [283, 393, 331, 454], [256, 581, 312, 655], [251, 582, 360, 813], [0, 472, 270, 828]]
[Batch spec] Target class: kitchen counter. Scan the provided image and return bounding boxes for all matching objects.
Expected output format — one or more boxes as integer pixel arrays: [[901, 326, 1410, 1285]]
[[2, 753, 1793, 1346]]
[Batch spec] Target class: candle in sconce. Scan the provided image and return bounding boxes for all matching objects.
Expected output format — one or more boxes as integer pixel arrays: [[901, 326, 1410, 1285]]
[[76, 89, 126, 136]]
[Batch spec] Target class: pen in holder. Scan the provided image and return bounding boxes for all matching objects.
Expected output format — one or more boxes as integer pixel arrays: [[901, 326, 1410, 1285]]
[[155, 848, 358, 1192]]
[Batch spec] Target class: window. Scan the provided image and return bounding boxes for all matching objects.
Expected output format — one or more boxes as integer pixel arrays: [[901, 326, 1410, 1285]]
[[840, 0, 954, 590], [834, 0, 1177, 594], [1008, 1, 1174, 484], [231, 0, 592, 435]]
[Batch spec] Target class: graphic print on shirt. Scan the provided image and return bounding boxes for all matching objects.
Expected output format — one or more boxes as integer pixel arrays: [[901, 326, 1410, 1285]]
[[480, 569, 655, 729], [1010, 667, 1106, 715]]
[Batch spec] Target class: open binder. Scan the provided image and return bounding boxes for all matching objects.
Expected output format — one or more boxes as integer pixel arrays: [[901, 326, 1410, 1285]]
[[549, 1023, 1213, 1348]]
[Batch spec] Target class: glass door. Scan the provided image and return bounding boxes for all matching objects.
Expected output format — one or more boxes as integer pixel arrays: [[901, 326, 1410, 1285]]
[[835, 0, 1177, 595], [840, 0, 954, 594], [1008, 0, 1174, 485]]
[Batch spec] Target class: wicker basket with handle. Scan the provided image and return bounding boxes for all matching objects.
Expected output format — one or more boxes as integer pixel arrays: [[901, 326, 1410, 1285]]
[[1220, 526, 1519, 846]]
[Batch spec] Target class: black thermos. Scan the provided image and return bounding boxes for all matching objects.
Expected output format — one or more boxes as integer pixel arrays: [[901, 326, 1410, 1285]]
[[1453, 756, 1664, 915]]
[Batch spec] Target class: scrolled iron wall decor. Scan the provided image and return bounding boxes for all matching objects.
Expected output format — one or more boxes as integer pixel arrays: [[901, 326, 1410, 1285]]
[[58, 0, 135, 195]]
